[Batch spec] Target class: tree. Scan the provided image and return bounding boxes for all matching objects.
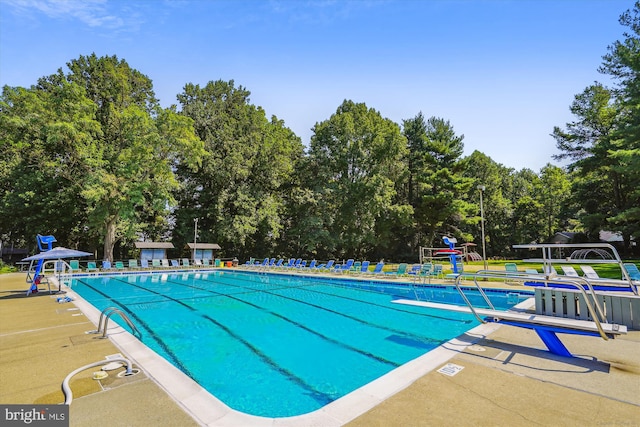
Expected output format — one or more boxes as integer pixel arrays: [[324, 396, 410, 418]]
[[174, 80, 303, 258], [307, 100, 411, 259], [598, 2, 640, 244], [0, 82, 99, 251], [403, 114, 474, 249], [1, 54, 204, 260]]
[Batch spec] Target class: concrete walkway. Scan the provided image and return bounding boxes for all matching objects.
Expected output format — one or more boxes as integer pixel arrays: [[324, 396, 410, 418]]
[[1, 272, 639, 426]]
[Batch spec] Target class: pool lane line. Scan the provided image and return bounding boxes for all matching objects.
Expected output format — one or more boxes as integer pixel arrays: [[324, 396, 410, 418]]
[[211, 271, 474, 324], [110, 276, 402, 368], [103, 277, 362, 406], [142, 274, 446, 351], [73, 278, 196, 379]]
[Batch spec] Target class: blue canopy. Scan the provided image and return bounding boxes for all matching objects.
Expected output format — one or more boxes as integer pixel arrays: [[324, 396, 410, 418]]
[[22, 247, 92, 261]]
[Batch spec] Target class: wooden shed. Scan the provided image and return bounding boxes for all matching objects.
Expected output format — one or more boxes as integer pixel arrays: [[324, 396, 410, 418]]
[[134, 242, 175, 261], [186, 243, 221, 261]]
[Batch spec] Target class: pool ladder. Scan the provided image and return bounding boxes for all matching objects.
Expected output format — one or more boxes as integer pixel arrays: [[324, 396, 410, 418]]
[[91, 306, 142, 340]]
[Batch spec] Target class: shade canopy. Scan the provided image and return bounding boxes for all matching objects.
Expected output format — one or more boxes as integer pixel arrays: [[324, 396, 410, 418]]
[[22, 247, 92, 261]]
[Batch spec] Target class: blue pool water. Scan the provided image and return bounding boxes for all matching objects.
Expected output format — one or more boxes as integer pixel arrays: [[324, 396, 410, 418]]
[[70, 270, 531, 417]]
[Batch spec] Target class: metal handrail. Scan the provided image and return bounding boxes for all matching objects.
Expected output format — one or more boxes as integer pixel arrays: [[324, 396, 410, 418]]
[[452, 269, 611, 341], [512, 243, 638, 295], [93, 306, 142, 339]]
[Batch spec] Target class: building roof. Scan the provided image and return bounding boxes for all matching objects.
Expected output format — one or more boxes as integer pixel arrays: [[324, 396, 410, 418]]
[[186, 243, 221, 250], [134, 242, 175, 249]]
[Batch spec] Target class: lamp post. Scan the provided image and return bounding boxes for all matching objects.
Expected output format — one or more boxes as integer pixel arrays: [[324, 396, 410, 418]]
[[193, 218, 198, 262], [477, 185, 488, 271]]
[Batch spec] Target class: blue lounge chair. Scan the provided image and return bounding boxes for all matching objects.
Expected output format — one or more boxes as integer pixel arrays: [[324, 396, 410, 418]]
[[334, 259, 354, 273], [357, 260, 370, 274], [623, 263, 640, 280], [272, 259, 284, 269], [102, 260, 112, 270], [171, 259, 180, 267], [366, 261, 384, 275], [407, 264, 421, 275], [140, 259, 149, 269], [315, 260, 335, 272], [288, 258, 302, 269]]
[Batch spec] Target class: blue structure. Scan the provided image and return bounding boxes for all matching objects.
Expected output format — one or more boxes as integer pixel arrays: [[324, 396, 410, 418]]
[[442, 236, 462, 274], [27, 234, 56, 294]]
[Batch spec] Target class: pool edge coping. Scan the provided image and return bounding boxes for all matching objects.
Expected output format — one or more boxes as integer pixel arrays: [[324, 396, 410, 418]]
[[62, 275, 525, 426]]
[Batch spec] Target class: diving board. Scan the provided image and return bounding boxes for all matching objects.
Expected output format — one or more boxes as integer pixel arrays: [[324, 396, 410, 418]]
[[392, 299, 626, 358]]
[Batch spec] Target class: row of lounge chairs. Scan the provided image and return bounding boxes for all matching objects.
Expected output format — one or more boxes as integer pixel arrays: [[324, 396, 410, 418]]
[[505, 262, 640, 281], [242, 258, 448, 279], [69, 258, 215, 272]]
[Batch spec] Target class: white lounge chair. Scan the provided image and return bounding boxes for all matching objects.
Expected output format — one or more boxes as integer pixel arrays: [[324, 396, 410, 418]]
[[581, 265, 600, 279], [561, 265, 580, 277]]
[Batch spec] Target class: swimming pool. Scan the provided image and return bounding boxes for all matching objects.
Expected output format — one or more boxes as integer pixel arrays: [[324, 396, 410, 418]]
[[70, 270, 531, 417]]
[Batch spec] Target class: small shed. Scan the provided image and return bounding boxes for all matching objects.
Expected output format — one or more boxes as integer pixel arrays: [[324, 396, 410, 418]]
[[134, 242, 175, 261], [186, 243, 221, 261]]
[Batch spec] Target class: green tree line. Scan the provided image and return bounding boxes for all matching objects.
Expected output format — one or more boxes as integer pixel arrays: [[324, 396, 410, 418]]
[[1, 4, 639, 261]]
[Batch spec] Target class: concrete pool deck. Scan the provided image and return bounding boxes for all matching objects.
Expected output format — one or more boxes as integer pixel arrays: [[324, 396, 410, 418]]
[[1, 271, 639, 426]]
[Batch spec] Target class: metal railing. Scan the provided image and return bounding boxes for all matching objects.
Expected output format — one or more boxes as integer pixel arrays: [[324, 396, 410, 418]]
[[91, 306, 142, 339], [448, 269, 612, 341]]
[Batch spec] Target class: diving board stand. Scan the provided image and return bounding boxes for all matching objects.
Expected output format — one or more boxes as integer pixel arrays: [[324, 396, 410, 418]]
[[392, 299, 627, 358]]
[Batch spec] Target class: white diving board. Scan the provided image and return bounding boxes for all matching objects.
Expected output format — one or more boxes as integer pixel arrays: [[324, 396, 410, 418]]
[[392, 299, 627, 336]]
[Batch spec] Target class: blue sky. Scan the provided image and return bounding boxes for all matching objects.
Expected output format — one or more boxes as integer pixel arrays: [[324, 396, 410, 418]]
[[0, 0, 629, 171]]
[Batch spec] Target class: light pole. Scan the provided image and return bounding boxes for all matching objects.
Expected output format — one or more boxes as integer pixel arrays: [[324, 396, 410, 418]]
[[193, 218, 198, 262], [477, 185, 488, 271]]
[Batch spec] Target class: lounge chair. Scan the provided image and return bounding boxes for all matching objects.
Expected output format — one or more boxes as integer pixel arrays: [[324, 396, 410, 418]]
[[313, 259, 333, 271], [334, 259, 354, 273], [350, 261, 361, 274], [101, 260, 112, 270], [366, 261, 385, 275], [194, 259, 203, 267], [431, 264, 443, 278], [69, 260, 80, 271], [181, 258, 190, 267], [152, 259, 161, 269], [580, 265, 599, 279], [357, 260, 370, 274], [407, 264, 421, 275], [86, 261, 99, 273], [623, 263, 640, 280], [171, 259, 180, 267], [561, 265, 580, 277], [288, 258, 302, 269], [256, 258, 269, 268], [244, 257, 255, 267], [303, 260, 317, 270], [161, 259, 170, 268], [140, 259, 150, 269], [202, 259, 211, 267], [387, 263, 408, 278], [115, 261, 125, 270], [128, 259, 139, 269], [271, 259, 284, 269]]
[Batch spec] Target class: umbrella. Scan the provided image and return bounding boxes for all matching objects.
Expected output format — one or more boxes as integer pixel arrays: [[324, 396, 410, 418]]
[[22, 247, 92, 295], [22, 247, 92, 261]]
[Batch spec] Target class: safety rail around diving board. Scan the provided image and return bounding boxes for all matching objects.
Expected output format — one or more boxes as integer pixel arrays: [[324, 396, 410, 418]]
[[395, 269, 627, 358]]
